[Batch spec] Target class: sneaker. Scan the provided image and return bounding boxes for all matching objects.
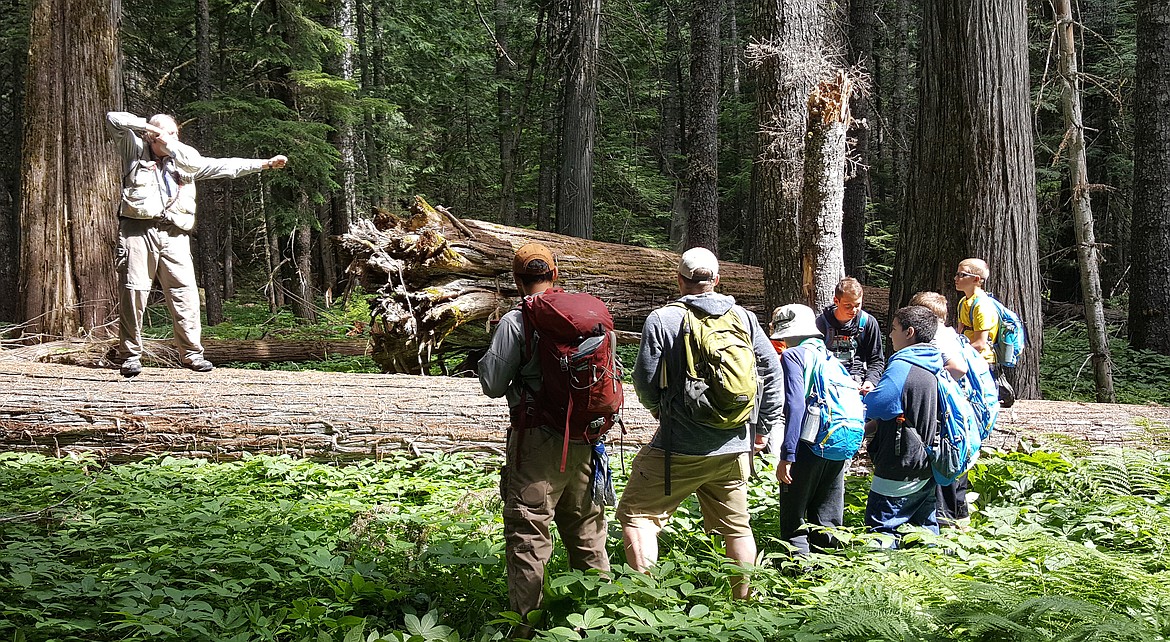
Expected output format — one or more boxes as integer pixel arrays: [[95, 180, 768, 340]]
[[120, 358, 142, 377], [998, 379, 1016, 408], [185, 357, 215, 372]]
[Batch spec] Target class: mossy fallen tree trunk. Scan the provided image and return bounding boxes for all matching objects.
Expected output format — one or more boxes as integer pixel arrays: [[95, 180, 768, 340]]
[[3, 338, 371, 367], [337, 196, 771, 373], [337, 198, 1111, 374], [0, 360, 1167, 463], [0, 360, 655, 462]]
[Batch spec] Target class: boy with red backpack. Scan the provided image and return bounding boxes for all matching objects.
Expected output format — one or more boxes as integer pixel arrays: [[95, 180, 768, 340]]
[[478, 243, 621, 635]]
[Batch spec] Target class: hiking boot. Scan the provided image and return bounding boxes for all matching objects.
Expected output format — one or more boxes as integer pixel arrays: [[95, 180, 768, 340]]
[[120, 358, 143, 378], [185, 357, 214, 373]]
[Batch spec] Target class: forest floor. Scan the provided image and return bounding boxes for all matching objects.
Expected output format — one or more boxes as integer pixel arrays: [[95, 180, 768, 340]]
[[1, 356, 1167, 463]]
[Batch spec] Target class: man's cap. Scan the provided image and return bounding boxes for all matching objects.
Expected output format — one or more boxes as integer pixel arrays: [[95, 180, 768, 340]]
[[677, 247, 720, 282], [513, 243, 556, 275], [770, 304, 822, 340]]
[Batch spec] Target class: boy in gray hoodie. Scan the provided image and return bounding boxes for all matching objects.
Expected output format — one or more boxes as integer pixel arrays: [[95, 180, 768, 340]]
[[616, 247, 782, 599]]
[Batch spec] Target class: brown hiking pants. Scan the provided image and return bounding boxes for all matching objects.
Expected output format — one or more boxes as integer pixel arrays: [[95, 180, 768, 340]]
[[502, 426, 610, 617], [115, 218, 205, 365]]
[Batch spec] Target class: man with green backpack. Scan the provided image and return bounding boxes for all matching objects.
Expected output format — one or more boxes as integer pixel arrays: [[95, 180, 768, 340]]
[[616, 247, 783, 599]]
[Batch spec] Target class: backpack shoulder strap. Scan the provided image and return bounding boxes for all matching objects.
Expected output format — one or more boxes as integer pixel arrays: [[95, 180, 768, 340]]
[[961, 294, 978, 329], [800, 346, 822, 399]]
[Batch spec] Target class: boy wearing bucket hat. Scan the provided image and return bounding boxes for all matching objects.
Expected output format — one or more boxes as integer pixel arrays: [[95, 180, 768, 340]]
[[771, 304, 863, 556]]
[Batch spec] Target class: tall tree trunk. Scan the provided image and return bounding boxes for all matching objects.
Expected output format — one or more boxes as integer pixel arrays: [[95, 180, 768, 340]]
[[496, 0, 518, 227], [0, 0, 24, 321], [335, 0, 357, 233], [0, 166, 15, 322], [724, 0, 741, 96], [537, 1, 565, 232], [662, 3, 688, 251], [326, 0, 357, 305], [686, 0, 720, 252], [506, 4, 547, 229], [1055, 0, 1115, 402], [1079, 0, 1125, 294], [890, 0, 913, 227], [223, 186, 234, 299], [357, 0, 379, 207], [195, 0, 225, 327], [841, 0, 873, 280], [893, 0, 1043, 398], [289, 221, 316, 322], [557, 0, 600, 239], [1129, 0, 1170, 354], [750, 0, 824, 311], [19, 0, 121, 338], [536, 95, 558, 232], [317, 203, 337, 306], [801, 72, 850, 309], [264, 199, 285, 311]]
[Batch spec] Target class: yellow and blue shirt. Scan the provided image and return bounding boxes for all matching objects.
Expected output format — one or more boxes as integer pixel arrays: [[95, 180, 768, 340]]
[[958, 287, 999, 364]]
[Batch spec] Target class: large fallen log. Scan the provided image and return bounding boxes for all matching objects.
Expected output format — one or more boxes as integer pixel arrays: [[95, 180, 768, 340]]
[[0, 359, 1167, 463], [339, 197, 781, 373], [3, 338, 371, 367], [338, 197, 1125, 374]]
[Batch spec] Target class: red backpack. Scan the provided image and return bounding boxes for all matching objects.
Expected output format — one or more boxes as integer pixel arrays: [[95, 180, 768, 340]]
[[521, 289, 624, 471]]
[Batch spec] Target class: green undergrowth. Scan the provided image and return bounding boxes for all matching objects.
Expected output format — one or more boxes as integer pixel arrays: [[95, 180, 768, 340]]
[[1041, 322, 1170, 404], [3, 443, 1170, 642], [139, 290, 375, 345], [136, 290, 381, 373]]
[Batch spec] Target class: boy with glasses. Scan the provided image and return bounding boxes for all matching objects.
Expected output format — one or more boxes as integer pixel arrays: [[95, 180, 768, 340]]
[[954, 258, 1015, 406]]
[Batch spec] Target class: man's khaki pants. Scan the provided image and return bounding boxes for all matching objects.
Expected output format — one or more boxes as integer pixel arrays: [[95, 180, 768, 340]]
[[115, 218, 204, 365], [502, 426, 610, 618]]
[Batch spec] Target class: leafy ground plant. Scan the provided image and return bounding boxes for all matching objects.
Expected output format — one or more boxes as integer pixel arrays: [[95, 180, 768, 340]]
[[1041, 321, 1170, 404], [3, 445, 1170, 641]]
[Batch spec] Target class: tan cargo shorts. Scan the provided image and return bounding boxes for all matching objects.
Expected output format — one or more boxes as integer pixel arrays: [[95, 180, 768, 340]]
[[616, 446, 752, 538]]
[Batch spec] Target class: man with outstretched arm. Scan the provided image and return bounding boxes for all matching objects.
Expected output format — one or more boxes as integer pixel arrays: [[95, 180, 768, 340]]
[[106, 111, 287, 377]]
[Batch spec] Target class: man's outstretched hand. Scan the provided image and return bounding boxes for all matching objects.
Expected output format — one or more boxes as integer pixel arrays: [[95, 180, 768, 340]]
[[266, 155, 288, 169]]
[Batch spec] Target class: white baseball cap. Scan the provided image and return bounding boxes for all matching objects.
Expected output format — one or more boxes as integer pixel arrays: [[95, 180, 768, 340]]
[[677, 247, 720, 282]]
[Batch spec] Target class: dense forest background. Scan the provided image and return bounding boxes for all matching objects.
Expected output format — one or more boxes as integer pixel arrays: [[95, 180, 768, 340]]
[[0, 0, 1167, 400]]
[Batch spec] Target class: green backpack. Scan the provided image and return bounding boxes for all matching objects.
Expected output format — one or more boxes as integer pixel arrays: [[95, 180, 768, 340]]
[[664, 302, 758, 429]]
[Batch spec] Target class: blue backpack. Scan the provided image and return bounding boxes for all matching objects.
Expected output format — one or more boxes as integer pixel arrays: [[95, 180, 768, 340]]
[[895, 350, 983, 485], [965, 293, 1025, 368], [954, 334, 1000, 440], [931, 369, 983, 485], [799, 342, 866, 461]]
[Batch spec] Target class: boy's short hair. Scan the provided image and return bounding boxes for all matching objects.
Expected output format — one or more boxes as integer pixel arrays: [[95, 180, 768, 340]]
[[909, 291, 948, 321], [959, 258, 990, 281], [894, 305, 938, 344], [835, 277, 864, 299]]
